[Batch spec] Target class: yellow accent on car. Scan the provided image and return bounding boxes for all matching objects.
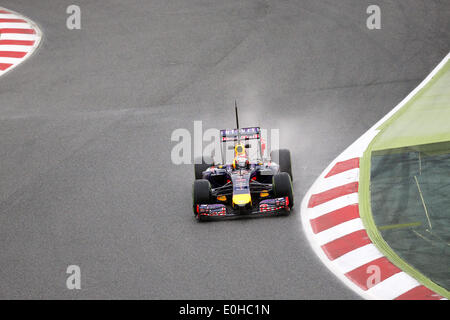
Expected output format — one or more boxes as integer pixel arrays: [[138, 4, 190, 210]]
[[217, 195, 227, 201], [232, 193, 251, 206], [260, 191, 269, 197]]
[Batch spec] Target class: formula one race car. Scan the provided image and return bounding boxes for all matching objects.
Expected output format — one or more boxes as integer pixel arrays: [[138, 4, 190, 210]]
[[192, 106, 294, 221]]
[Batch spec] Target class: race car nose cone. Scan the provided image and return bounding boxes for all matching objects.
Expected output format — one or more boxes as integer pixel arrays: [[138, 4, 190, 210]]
[[232, 193, 251, 207]]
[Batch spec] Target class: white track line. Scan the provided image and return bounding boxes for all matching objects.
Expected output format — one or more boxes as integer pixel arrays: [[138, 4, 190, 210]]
[[314, 168, 360, 193], [0, 45, 34, 51], [307, 193, 359, 219], [314, 218, 365, 246], [0, 33, 39, 41], [0, 23, 31, 29], [332, 244, 385, 274], [366, 273, 420, 299]]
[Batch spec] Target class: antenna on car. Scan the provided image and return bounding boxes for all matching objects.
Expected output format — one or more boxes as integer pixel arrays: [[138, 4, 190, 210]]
[[235, 100, 242, 145], [235, 100, 239, 129]]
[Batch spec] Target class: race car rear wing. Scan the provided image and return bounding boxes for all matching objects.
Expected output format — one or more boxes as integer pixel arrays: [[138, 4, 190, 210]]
[[219, 127, 263, 164], [217, 103, 263, 164], [220, 127, 261, 142]]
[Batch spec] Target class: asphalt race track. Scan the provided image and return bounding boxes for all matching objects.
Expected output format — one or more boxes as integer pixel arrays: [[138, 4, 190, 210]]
[[0, 0, 449, 299]]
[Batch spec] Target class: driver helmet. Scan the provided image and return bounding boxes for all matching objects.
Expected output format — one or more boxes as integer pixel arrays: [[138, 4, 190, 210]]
[[233, 144, 249, 169]]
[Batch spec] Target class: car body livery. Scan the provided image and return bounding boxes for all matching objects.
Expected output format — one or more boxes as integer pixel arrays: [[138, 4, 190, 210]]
[[192, 124, 294, 221]]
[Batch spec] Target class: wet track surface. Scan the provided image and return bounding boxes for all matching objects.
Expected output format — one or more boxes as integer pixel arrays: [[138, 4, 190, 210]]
[[0, 0, 449, 299]]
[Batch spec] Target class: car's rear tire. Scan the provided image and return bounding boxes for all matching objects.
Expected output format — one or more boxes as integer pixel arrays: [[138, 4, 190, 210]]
[[272, 172, 294, 210], [192, 179, 212, 220], [271, 149, 292, 179], [194, 157, 210, 180]]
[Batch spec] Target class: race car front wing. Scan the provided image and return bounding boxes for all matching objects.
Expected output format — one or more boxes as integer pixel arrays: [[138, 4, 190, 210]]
[[196, 197, 290, 220]]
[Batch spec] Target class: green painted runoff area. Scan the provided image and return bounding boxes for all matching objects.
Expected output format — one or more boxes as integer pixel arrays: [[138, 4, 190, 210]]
[[359, 57, 450, 299], [373, 60, 450, 151]]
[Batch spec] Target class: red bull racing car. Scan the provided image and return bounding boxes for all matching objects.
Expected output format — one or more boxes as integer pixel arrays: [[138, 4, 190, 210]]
[[192, 113, 294, 221]]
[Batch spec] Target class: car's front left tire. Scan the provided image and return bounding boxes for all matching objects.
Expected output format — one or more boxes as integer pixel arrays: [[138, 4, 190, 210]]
[[192, 179, 212, 220], [272, 172, 294, 211]]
